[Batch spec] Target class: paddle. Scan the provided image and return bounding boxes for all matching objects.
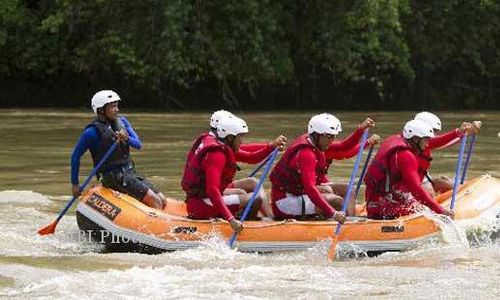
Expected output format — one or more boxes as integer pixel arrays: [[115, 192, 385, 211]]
[[38, 141, 119, 235], [460, 134, 476, 184], [328, 130, 370, 261], [228, 148, 279, 248], [354, 145, 375, 199], [248, 151, 273, 177], [450, 135, 468, 212]]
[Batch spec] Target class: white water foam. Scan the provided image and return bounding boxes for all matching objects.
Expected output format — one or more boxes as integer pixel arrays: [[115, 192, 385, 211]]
[[0, 190, 52, 205]]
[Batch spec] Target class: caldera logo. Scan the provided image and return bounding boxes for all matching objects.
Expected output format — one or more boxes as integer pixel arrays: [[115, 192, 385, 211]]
[[87, 193, 122, 221]]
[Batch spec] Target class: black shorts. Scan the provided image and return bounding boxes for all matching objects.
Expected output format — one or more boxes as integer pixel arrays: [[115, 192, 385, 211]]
[[101, 168, 159, 201]]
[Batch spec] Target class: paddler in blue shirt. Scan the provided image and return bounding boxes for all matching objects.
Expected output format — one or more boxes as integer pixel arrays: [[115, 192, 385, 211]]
[[70, 90, 166, 209]]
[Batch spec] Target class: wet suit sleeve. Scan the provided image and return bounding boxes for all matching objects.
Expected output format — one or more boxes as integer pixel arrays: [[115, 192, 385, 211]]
[[428, 129, 463, 150], [234, 143, 274, 164], [297, 149, 335, 218], [395, 151, 445, 214], [325, 127, 364, 158], [239, 142, 269, 152], [202, 150, 235, 221], [71, 127, 99, 185], [326, 143, 369, 160], [120, 117, 142, 150]]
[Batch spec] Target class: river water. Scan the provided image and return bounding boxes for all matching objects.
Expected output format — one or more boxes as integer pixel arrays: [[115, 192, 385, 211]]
[[0, 109, 499, 299]]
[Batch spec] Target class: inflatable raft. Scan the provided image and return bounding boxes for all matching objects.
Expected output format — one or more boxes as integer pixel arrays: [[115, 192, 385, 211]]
[[76, 175, 500, 254]]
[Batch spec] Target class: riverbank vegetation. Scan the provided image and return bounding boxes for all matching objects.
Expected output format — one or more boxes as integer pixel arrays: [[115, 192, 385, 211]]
[[1, 0, 499, 110]]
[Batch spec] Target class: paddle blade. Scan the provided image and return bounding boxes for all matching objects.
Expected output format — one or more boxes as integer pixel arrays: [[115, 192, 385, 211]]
[[37, 220, 58, 236], [327, 235, 339, 262]]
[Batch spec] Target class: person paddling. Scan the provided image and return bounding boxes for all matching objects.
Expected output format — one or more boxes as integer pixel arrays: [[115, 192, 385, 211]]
[[184, 110, 286, 217], [182, 116, 284, 234], [321, 117, 380, 214], [364, 119, 455, 219], [71, 90, 167, 209], [269, 113, 347, 222], [413, 112, 481, 197]]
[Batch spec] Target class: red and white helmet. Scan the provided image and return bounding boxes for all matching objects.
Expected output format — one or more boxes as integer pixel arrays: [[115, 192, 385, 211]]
[[403, 119, 435, 139], [308, 113, 342, 135], [217, 116, 249, 138], [210, 110, 234, 128], [91, 90, 121, 113], [414, 111, 442, 131]]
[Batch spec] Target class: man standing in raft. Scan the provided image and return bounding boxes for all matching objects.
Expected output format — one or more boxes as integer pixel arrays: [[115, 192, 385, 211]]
[[182, 116, 285, 233], [413, 112, 482, 197], [364, 119, 460, 220], [270, 113, 352, 222], [71, 90, 167, 209]]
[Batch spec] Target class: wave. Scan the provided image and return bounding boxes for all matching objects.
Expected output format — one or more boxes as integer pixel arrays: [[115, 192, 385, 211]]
[[0, 191, 52, 205]]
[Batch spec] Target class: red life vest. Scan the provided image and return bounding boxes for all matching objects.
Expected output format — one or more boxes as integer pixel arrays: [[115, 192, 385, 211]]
[[270, 134, 328, 195], [181, 133, 238, 198], [419, 148, 433, 177], [364, 134, 430, 195]]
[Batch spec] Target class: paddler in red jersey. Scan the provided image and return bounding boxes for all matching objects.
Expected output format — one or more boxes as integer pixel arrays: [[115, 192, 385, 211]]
[[413, 112, 482, 197], [364, 119, 457, 220], [322, 117, 380, 214], [184, 110, 286, 217], [269, 113, 348, 222], [182, 115, 285, 233]]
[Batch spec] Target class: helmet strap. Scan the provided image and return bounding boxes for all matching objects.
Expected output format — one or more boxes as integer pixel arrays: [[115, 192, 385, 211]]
[[408, 137, 424, 153], [309, 133, 320, 148], [97, 113, 109, 123], [96, 107, 106, 116], [96, 108, 118, 129], [223, 135, 237, 151]]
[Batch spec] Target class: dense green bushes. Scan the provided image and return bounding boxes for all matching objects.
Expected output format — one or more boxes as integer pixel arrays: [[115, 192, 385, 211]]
[[1, 0, 499, 109]]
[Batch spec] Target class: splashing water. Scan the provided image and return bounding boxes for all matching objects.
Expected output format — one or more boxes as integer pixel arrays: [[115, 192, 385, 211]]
[[2, 110, 500, 298], [420, 210, 470, 247], [459, 209, 500, 246]]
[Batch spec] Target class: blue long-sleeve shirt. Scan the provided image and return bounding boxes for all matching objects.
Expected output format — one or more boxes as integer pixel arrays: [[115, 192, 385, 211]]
[[71, 116, 142, 185]]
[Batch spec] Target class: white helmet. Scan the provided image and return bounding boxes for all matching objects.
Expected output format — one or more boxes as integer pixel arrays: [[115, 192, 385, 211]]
[[91, 90, 121, 113], [308, 113, 342, 135], [403, 119, 435, 139], [210, 110, 234, 128], [414, 111, 442, 131], [217, 116, 249, 138]]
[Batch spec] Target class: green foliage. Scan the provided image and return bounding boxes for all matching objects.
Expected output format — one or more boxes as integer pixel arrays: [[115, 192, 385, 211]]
[[1, 0, 500, 109], [288, 0, 412, 100], [404, 0, 500, 107]]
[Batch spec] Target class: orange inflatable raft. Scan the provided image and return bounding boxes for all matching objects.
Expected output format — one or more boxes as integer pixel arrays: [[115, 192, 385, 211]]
[[76, 175, 500, 254]]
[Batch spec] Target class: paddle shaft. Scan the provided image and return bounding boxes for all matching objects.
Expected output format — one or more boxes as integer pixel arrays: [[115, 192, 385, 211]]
[[228, 148, 279, 248], [460, 134, 476, 184], [56, 142, 118, 223], [450, 136, 468, 211], [354, 145, 374, 199], [248, 151, 273, 177], [335, 130, 370, 235]]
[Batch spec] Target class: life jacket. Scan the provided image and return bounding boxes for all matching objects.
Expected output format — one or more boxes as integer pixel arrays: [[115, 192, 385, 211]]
[[364, 134, 430, 195], [181, 133, 238, 199], [419, 148, 433, 179], [326, 158, 334, 173], [270, 134, 328, 195], [86, 117, 131, 175]]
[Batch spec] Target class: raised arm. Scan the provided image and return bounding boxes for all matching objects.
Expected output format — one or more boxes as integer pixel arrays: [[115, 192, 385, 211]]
[[121, 117, 142, 150], [235, 144, 275, 164]]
